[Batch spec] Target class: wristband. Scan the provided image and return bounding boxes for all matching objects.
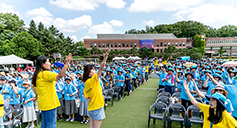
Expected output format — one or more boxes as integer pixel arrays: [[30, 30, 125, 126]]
[[64, 65, 68, 68], [101, 63, 105, 66]]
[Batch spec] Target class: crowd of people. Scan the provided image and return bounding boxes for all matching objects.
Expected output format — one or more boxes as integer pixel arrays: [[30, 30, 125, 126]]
[[1, 53, 237, 127], [154, 58, 237, 127]]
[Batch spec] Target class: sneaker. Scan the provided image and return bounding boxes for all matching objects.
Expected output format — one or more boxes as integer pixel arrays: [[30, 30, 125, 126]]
[[81, 119, 85, 124], [85, 119, 89, 124], [66, 118, 71, 122], [25, 123, 31, 128], [30, 124, 35, 128], [59, 117, 63, 121], [70, 118, 75, 122]]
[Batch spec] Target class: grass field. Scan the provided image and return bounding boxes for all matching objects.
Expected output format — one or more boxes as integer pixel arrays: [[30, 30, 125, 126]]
[[30, 78, 202, 128]]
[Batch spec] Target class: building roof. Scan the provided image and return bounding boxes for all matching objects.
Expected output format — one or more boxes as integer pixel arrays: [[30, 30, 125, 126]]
[[97, 34, 177, 39]]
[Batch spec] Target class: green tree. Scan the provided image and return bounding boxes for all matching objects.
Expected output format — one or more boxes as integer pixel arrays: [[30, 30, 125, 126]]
[[163, 46, 177, 59], [138, 47, 153, 59], [76, 47, 90, 57], [0, 13, 24, 31], [0, 30, 16, 55], [91, 46, 102, 56], [28, 20, 39, 40], [218, 47, 227, 57], [129, 47, 138, 56], [2, 32, 44, 60], [194, 35, 206, 55]]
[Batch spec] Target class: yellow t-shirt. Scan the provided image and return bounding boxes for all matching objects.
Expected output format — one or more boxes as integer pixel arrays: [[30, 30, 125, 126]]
[[199, 103, 237, 128], [146, 66, 150, 72], [154, 60, 158, 66], [162, 61, 167, 65], [84, 73, 104, 111], [35, 70, 60, 111], [0, 94, 3, 117]]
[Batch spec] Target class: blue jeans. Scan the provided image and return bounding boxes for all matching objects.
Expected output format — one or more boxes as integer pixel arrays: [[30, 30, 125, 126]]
[[165, 86, 175, 95], [41, 108, 57, 128]]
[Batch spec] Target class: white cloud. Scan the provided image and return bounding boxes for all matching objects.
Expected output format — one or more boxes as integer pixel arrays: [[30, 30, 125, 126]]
[[26, 8, 92, 33], [105, 0, 126, 9], [80, 35, 91, 42], [109, 20, 124, 26], [0, 3, 19, 15], [173, 4, 237, 28], [128, 0, 203, 12], [70, 35, 79, 43], [143, 20, 155, 26], [88, 22, 113, 34], [26, 7, 53, 17], [49, 0, 126, 11]]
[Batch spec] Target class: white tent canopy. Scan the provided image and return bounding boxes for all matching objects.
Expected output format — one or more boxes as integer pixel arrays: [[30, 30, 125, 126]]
[[127, 56, 141, 60], [112, 56, 126, 60], [0, 54, 33, 65]]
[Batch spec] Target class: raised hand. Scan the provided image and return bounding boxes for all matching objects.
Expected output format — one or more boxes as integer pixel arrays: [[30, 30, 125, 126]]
[[183, 80, 189, 91], [65, 53, 72, 64], [103, 50, 110, 60]]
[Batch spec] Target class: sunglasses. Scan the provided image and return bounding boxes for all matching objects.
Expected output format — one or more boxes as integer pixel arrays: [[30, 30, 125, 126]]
[[215, 89, 224, 92]]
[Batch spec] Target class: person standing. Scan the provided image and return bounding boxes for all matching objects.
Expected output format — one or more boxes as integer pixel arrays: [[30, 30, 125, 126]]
[[83, 50, 110, 128], [31, 53, 72, 128]]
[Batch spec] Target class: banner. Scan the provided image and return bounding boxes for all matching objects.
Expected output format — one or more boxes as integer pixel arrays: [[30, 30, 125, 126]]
[[139, 39, 154, 49]]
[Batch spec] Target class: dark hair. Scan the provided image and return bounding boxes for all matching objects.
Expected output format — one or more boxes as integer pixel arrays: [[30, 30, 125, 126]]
[[32, 56, 49, 87], [82, 64, 95, 82], [208, 99, 225, 124]]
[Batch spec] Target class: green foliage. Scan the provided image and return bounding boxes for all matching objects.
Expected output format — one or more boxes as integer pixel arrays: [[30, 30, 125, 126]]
[[138, 47, 153, 59], [2, 32, 44, 60], [163, 46, 177, 59], [129, 47, 139, 56], [194, 35, 205, 55], [218, 47, 227, 57], [0, 13, 24, 32]]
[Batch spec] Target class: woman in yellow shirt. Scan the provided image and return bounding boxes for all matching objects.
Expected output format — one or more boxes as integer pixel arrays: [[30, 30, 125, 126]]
[[83, 50, 110, 128], [31, 53, 72, 128], [183, 80, 237, 128]]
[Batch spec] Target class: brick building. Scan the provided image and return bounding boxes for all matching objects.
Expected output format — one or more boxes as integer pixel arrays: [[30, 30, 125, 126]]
[[84, 34, 192, 53], [205, 37, 237, 56]]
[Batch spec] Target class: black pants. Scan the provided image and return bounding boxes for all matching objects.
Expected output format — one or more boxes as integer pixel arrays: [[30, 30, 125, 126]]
[[119, 86, 124, 97], [132, 78, 137, 88]]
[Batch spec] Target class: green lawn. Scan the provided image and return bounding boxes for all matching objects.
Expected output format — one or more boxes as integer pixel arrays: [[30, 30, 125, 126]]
[[31, 78, 202, 128]]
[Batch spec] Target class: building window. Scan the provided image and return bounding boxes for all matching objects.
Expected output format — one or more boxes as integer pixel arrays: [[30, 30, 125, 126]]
[[157, 49, 159, 52], [157, 42, 159, 46], [179, 42, 181, 46], [122, 43, 125, 47], [115, 43, 117, 47], [168, 42, 170, 46], [102, 43, 105, 47], [160, 42, 163, 46], [175, 42, 178, 46], [172, 42, 174, 46], [160, 49, 163, 52], [98, 43, 101, 47], [130, 43, 133, 47], [126, 43, 129, 47], [107, 43, 109, 47], [164, 42, 167, 46], [94, 43, 97, 47], [118, 43, 121, 47], [90, 43, 92, 47], [110, 43, 113, 47], [134, 43, 137, 47], [183, 42, 185, 46]]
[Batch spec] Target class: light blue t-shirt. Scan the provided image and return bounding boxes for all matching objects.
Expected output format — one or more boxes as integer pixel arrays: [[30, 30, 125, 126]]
[[9, 87, 21, 105], [116, 75, 125, 87], [224, 85, 237, 117], [164, 74, 175, 87], [18, 88, 35, 107], [179, 80, 196, 101], [157, 72, 167, 86], [63, 83, 77, 101]]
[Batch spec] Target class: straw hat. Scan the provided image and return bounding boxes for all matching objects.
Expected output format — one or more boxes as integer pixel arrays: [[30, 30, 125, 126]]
[[211, 85, 228, 96]]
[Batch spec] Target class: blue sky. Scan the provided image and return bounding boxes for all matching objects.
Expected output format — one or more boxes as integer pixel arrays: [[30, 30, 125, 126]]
[[1, 0, 237, 42]]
